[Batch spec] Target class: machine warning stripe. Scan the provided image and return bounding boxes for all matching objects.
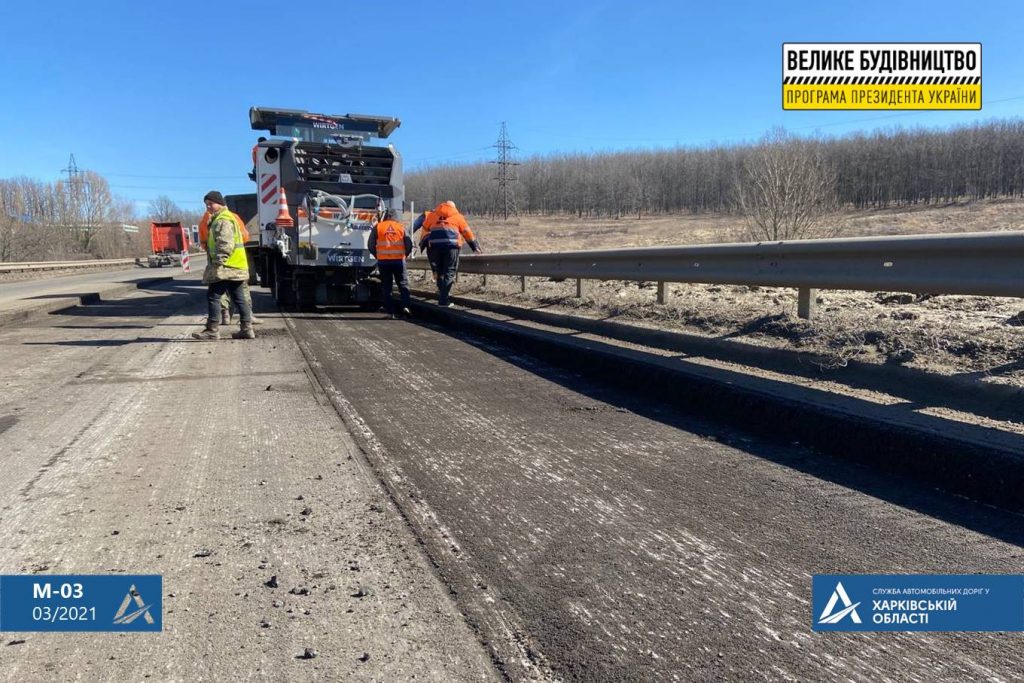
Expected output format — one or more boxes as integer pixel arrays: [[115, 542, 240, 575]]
[[260, 174, 277, 191]]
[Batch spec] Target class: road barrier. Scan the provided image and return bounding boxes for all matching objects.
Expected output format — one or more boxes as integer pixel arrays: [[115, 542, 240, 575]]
[[0, 258, 140, 274], [407, 231, 1024, 319]]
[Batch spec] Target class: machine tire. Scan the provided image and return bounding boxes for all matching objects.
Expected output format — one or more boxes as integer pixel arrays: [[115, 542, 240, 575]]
[[295, 279, 317, 312], [272, 259, 295, 309], [262, 254, 276, 291]]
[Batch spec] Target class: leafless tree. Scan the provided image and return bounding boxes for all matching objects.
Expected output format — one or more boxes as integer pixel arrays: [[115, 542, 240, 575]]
[[0, 171, 139, 260], [735, 129, 840, 241], [406, 119, 1024, 218], [148, 195, 184, 222]]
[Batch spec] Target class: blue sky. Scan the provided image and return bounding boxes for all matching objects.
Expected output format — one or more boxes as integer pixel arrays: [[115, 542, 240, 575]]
[[1, 0, 1022, 212]]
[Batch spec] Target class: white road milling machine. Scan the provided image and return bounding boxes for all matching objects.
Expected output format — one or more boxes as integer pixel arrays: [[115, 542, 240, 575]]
[[238, 107, 403, 310]]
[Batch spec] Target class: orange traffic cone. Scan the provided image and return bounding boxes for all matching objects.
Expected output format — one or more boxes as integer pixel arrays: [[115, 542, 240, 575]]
[[275, 187, 294, 228]]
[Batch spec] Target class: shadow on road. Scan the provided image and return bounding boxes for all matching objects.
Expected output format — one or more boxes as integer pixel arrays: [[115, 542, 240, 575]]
[[436, 296, 1024, 426], [411, 310, 1024, 549]]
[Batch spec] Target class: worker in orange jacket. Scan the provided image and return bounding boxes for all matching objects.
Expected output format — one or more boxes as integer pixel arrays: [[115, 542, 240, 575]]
[[199, 209, 248, 243], [419, 201, 481, 307], [413, 209, 437, 276], [369, 208, 413, 318], [249, 137, 267, 180], [199, 209, 257, 325]]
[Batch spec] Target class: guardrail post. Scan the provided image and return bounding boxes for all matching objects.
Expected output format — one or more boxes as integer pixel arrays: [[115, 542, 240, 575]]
[[798, 287, 817, 320], [576, 278, 584, 298], [520, 276, 527, 293], [657, 281, 667, 304]]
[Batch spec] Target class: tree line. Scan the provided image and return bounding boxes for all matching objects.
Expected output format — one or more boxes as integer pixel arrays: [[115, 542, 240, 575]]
[[405, 119, 1024, 219], [0, 172, 199, 262], [5, 118, 1024, 261]]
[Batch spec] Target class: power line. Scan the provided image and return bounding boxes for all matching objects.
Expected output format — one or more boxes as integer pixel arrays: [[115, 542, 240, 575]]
[[516, 94, 1024, 147], [102, 172, 242, 180], [406, 146, 493, 166], [489, 122, 519, 221]]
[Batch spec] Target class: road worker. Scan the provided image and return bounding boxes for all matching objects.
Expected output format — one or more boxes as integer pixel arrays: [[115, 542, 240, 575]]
[[419, 200, 481, 307], [413, 208, 437, 278], [192, 191, 255, 340], [369, 208, 413, 318], [249, 137, 267, 180], [199, 208, 260, 326]]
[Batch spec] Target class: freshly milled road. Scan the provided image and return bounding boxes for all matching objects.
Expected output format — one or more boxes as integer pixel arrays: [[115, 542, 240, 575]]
[[293, 308, 1024, 682], [0, 269, 1020, 682], [0, 278, 495, 681]]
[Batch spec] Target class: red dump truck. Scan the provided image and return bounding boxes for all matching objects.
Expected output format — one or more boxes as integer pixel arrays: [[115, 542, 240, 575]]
[[148, 222, 188, 267]]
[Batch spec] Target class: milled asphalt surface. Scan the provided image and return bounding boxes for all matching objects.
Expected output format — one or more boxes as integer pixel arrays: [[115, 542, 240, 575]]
[[0, 262, 194, 326], [0, 269, 1022, 681], [0, 275, 496, 681], [291, 306, 1024, 682]]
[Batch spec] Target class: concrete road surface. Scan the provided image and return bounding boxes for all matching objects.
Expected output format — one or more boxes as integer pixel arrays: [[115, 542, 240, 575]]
[[0, 276, 496, 681], [291, 307, 1024, 682]]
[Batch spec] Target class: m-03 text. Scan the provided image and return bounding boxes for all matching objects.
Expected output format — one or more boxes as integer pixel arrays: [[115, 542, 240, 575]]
[[33, 582, 84, 600]]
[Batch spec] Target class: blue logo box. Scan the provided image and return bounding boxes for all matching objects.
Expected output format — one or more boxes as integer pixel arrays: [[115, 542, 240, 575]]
[[813, 574, 1024, 632], [0, 575, 162, 632]]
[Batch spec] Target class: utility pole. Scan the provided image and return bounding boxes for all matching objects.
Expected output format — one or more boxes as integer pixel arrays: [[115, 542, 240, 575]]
[[490, 122, 520, 221]]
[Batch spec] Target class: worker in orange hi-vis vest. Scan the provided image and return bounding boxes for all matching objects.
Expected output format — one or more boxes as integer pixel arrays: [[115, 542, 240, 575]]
[[420, 200, 481, 307], [199, 209, 259, 325], [369, 208, 414, 318]]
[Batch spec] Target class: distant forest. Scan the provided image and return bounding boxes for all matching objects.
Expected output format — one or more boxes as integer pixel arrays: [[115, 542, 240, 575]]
[[405, 119, 1024, 217]]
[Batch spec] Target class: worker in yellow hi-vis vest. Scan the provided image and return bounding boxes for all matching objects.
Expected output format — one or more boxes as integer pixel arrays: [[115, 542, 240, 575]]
[[192, 191, 255, 340], [199, 209, 261, 326]]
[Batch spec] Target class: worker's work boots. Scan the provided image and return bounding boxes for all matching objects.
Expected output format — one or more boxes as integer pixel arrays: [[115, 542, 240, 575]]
[[192, 323, 219, 341], [232, 323, 256, 340]]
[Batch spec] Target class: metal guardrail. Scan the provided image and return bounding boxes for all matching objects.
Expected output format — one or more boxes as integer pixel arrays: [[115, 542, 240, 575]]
[[406, 231, 1024, 318], [0, 258, 140, 274]]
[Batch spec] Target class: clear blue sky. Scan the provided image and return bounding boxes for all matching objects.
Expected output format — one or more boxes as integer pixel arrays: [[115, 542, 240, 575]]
[[1, 0, 1022, 212]]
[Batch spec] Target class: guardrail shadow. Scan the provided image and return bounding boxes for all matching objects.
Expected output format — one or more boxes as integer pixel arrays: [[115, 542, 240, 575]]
[[409, 303, 1024, 549], [22, 337, 186, 347], [21, 285, 280, 343], [435, 295, 1023, 426]]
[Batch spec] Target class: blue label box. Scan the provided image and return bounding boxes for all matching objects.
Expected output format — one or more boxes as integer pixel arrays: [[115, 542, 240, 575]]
[[813, 574, 1024, 632], [0, 575, 162, 632]]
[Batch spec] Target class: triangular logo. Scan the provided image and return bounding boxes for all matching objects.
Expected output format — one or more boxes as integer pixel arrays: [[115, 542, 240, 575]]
[[817, 581, 862, 624], [113, 584, 155, 625]]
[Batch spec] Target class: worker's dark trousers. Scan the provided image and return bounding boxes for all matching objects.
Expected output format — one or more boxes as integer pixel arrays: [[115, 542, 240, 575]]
[[207, 280, 251, 325], [378, 260, 410, 314], [433, 247, 460, 306], [425, 246, 437, 276]]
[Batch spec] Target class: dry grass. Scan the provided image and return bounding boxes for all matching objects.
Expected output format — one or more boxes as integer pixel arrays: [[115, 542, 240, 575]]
[[465, 197, 1024, 253], [446, 198, 1024, 387]]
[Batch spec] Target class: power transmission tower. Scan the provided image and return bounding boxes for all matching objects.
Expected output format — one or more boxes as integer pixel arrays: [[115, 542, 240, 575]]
[[490, 122, 520, 221], [61, 153, 88, 199], [61, 153, 81, 184], [60, 154, 90, 238]]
